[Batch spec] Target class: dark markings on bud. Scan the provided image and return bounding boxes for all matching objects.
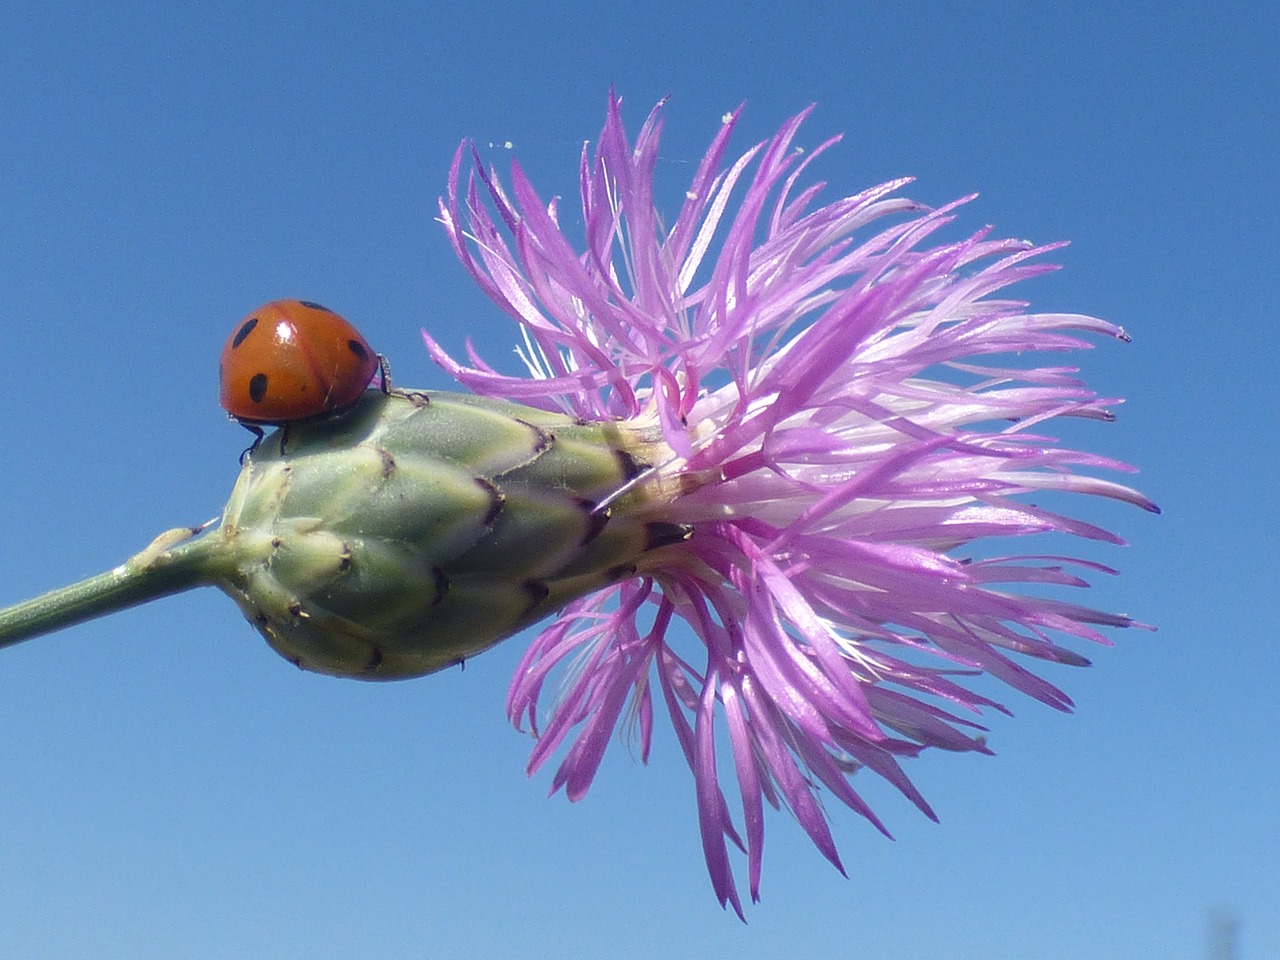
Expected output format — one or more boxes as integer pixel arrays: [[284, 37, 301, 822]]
[[338, 545, 352, 572], [644, 522, 693, 551], [400, 389, 431, 408], [253, 611, 269, 627], [366, 646, 383, 670], [377, 447, 396, 478], [431, 565, 450, 605], [578, 499, 610, 545], [287, 602, 304, 619], [606, 563, 638, 581], [271, 537, 283, 549], [537, 429, 554, 454], [475, 477, 504, 528], [519, 420, 554, 456], [613, 448, 648, 481], [521, 579, 551, 611]]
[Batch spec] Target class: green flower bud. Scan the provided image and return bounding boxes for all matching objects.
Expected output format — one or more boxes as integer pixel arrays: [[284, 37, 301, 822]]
[[0, 390, 689, 678]]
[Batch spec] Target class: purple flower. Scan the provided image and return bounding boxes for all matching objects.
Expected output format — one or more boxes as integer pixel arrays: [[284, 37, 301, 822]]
[[427, 93, 1157, 916]]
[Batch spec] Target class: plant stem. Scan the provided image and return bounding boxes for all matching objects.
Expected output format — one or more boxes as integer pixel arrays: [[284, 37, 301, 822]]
[[0, 524, 230, 650]]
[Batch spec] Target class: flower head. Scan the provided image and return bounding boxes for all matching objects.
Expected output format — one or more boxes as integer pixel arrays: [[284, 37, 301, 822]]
[[428, 93, 1156, 916]]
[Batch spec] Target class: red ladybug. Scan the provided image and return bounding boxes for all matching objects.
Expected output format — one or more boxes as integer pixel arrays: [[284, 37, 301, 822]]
[[219, 300, 384, 432]]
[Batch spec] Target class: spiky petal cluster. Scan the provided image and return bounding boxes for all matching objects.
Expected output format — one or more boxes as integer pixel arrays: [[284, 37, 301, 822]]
[[428, 94, 1156, 916]]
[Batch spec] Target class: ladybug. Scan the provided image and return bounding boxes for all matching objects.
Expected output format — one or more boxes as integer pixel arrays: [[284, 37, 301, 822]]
[[219, 299, 386, 446]]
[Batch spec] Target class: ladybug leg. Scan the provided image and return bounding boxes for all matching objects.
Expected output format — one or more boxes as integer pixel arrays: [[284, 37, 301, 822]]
[[375, 354, 392, 394], [237, 422, 265, 465]]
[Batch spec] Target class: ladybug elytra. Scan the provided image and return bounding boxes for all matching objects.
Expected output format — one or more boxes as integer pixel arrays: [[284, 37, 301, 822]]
[[219, 299, 383, 427]]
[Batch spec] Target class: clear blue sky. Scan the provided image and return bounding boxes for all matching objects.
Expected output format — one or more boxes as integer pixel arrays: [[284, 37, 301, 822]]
[[1, 2, 1275, 958]]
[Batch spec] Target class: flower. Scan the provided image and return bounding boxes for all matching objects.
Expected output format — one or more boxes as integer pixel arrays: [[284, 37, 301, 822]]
[[428, 92, 1156, 916]]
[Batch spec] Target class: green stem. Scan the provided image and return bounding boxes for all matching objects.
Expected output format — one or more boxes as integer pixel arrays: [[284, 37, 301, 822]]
[[0, 524, 232, 650]]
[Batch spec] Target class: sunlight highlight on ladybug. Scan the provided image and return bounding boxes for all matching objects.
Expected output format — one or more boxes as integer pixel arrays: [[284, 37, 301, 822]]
[[218, 299, 381, 424]]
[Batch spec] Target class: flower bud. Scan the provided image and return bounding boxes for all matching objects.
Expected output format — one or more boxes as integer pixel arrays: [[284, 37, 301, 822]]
[[213, 390, 682, 679]]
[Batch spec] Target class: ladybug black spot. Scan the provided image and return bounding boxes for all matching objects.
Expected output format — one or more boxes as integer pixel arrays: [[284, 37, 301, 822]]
[[231, 317, 259, 348], [300, 300, 332, 312], [347, 339, 370, 361], [248, 373, 269, 403]]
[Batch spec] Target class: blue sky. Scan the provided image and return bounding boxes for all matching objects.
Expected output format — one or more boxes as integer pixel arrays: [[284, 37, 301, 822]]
[[0, 2, 1275, 957]]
